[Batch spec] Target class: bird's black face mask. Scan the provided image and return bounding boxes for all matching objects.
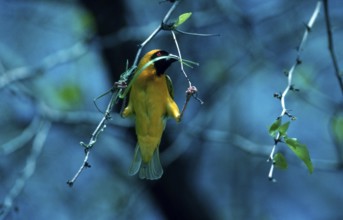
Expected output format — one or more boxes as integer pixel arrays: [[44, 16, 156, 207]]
[[151, 50, 177, 76]]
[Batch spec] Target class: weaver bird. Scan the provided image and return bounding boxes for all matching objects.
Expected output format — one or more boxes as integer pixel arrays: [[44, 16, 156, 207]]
[[122, 49, 181, 180]]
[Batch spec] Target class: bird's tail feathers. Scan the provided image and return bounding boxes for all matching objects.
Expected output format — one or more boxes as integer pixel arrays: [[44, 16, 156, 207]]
[[139, 148, 163, 180], [128, 144, 142, 176], [128, 144, 163, 180]]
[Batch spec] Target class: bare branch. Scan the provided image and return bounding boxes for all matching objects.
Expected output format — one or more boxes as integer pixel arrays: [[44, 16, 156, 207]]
[[40, 103, 131, 127], [171, 30, 203, 120], [174, 29, 220, 37], [323, 0, 343, 96], [171, 30, 192, 87], [0, 116, 41, 155], [162, 0, 180, 24], [67, 149, 91, 187], [132, 0, 180, 70], [0, 41, 88, 91], [0, 120, 50, 219], [280, 1, 321, 118]]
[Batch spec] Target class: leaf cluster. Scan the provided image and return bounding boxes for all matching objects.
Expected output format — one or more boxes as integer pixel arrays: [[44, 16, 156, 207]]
[[268, 118, 313, 173]]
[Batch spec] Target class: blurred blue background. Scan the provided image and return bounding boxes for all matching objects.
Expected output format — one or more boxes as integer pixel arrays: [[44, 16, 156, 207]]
[[1, 0, 343, 219]]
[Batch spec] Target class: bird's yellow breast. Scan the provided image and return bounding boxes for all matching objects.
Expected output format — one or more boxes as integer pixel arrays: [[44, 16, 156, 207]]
[[131, 67, 170, 132], [128, 67, 173, 162]]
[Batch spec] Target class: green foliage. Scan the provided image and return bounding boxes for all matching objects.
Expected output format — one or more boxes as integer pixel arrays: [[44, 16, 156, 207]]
[[331, 115, 343, 143], [285, 137, 313, 173], [268, 118, 313, 174], [268, 118, 290, 137], [278, 121, 290, 137], [273, 153, 288, 170], [173, 12, 192, 28], [268, 118, 282, 137]]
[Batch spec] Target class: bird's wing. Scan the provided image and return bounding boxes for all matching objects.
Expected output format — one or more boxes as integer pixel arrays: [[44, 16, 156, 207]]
[[165, 75, 174, 100]]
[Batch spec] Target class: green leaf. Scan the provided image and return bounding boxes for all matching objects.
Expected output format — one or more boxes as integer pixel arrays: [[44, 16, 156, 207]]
[[268, 119, 291, 138], [278, 121, 290, 137], [331, 115, 343, 143], [268, 118, 281, 137], [273, 153, 288, 170], [285, 137, 313, 173], [173, 12, 192, 28]]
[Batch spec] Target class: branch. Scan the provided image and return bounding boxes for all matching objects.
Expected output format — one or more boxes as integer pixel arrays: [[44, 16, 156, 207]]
[[39, 101, 132, 127], [0, 116, 41, 155], [171, 30, 192, 88], [171, 30, 203, 119], [66, 150, 91, 187], [132, 0, 180, 70], [279, 1, 321, 118], [0, 40, 88, 91], [0, 120, 50, 219], [268, 1, 322, 181], [323, 0, 343, 96], [174, 29, 220, 37]]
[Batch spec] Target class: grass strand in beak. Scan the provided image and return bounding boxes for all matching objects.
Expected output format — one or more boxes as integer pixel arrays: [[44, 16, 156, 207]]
[[178, 58, 199, 68]]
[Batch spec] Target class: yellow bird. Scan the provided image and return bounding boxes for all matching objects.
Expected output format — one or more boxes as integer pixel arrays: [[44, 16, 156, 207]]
[[122, 49, 181, 180]]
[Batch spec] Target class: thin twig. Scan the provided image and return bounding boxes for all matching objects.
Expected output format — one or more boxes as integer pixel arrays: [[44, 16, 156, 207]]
[[171, 30, 203, 119], [180, 89, 193, 120], [175, 29, 220, 37], [66, 91, 117, 186], [0, 120, 50, 219], [267, 134, 278, 181], [268, 1, 322, 181], [133, 26, 162, 67], [280, 1, 321, 118], [162, 0, 180, 24], [66, 150, 91, 187], [323, 0, 343, 96], [171, 31, 192, 87], [132, 0, 180, 69]]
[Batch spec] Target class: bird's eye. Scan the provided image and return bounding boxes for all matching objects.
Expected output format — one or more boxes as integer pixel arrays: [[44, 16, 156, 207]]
[[156, 51, 162, 57]]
